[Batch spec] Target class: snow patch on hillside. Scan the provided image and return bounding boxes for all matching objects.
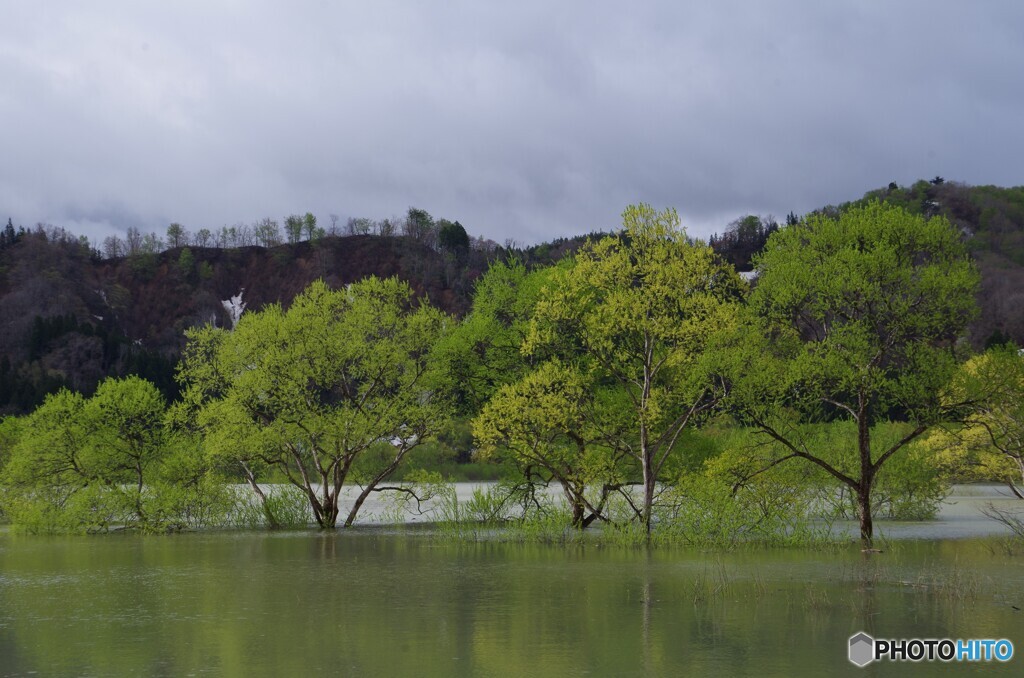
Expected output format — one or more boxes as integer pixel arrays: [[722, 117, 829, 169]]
[[222, 289, 246, 329]]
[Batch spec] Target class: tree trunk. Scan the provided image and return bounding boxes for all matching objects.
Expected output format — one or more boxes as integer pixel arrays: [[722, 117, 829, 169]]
[[323, 503, 339, 532], [1012, 458, 1024, 499], [571, 500, 585, 529], [240, 463, 283, 529], [641, 449, 655, 535], [343, 446, 415, 526], [343, 489, 370, 527], [561, 481, 586, 529], [640, 349, 655, 535], [857, 404, 874, 544], [856, 483, 873, 543], [322, 499, 339, 528], [310, 493, 340, 529]]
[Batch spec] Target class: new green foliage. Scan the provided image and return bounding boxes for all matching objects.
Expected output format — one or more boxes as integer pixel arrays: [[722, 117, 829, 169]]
[[0, 376, 228, 532], [474, 360, 630, 527], [940, 346, 1024, 497], [1, 199, 993, 542], [511, 204, 744, 532], [727, 201, 980, 541], [178, 277, 451, 528], [433, 259, 561, 415]]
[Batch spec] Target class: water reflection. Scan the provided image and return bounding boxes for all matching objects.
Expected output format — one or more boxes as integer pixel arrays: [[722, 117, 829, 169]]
[[0, 528, 1022, 676]]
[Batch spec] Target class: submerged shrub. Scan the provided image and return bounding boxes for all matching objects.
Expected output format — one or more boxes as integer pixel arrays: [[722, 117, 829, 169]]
[[434, 480, 587, 543], [435, 482, 514, 534], [232, 485, 312, 529], [142, 478, 236, 531], [2, 479, 236, 535]]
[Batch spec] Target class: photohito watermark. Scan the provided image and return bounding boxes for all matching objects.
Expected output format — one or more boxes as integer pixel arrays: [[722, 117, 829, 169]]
[[848, 632, 1014, 667]]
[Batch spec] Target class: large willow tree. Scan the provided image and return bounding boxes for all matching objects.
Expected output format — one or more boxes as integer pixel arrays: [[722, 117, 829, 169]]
[[518, 204, 744, 532], [178, 277, 450, 528], [730, 201, 980, 542]]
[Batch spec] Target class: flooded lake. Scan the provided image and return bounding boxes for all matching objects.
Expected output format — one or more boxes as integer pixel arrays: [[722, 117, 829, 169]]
[[1, 485, 1022, 676]]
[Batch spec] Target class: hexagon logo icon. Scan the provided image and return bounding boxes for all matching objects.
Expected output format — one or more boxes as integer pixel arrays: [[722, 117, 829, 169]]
[[849, 632, 874, 667]]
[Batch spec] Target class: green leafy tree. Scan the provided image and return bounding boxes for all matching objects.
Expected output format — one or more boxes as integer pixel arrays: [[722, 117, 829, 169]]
[[254, 218, 281, 247], [474, 360, 629, 527], [177, 247, 195, 278], [942, 346, 1024, 498], [433, 259, 562, 416], [178, 277, 451, 528], [0, 377, 222, 532], [166, 222, 187, 248], [302, 212, 318, 241], [140, 231, 164, 254], [523, 204, 744, 532], [403, 207, 436, 247], [0, 412, 13, 442], [0, 389, 90, 528], [438, 219, 470, 257], [346, 217, 374, 236], [284, 214, 304, 244], [0, 415, 25, 494], [728, 201, 980, 542], [194, 228, 213, 248], [83, 376, 168, 521]]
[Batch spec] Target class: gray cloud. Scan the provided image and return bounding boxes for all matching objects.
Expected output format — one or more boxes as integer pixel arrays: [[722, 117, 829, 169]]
[[1, 1, 1022, 245]]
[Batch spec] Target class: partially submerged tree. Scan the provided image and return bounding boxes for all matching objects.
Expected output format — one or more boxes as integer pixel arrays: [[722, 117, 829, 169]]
[[84, 376, 169, 520], [0, 389, 90, 527], [178, 277, 450, 528], [728, 201, 980, 542], [0, 377, 222, 532], [473, 360, 630, 528], [944, 346, 1024, 498], [523, 204, 744, 532]]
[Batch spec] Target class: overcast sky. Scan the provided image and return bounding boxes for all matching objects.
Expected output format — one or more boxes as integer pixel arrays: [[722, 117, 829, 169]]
[[1, 2, 1022, 245]]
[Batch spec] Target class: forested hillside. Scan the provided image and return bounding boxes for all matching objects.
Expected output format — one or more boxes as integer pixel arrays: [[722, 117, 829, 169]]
[[1, 180, 1022, 414], [854, 179, 1024, 347], [0, 211, 599, 413]]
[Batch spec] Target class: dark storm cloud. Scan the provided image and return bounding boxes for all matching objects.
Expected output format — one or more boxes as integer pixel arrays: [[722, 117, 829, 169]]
[[1, 1, 1022, 244]]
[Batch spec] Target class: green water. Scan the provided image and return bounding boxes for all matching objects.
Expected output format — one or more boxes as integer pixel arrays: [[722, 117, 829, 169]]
[[1, 527, 1021, 677]]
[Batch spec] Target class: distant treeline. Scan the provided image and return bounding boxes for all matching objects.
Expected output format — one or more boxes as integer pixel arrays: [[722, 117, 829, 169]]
[[36, 208, 505, 261]]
